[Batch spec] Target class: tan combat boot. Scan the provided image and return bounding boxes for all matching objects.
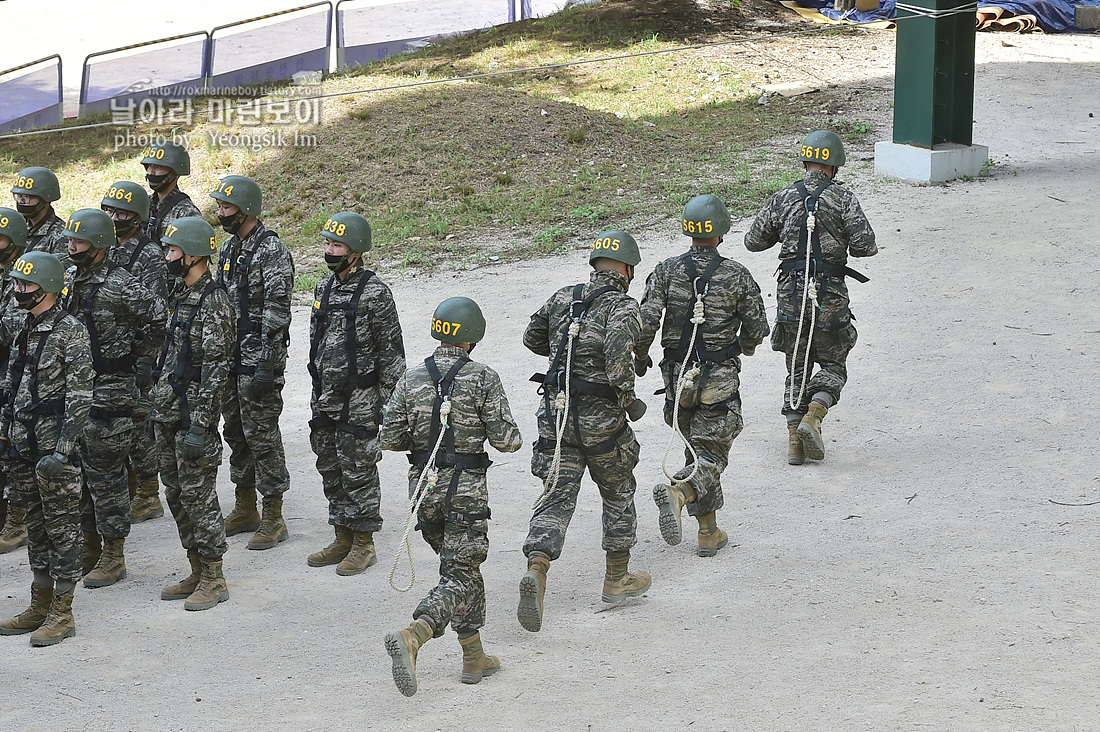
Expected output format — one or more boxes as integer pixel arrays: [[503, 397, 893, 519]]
[[601, 550, 652, 604], [797, 402, 828, 461], [0, 504, 28, 553], [384, 618, 433, 697], [161, 550, 202, 600], [0, 583, 53, 635], [29, 591, 75, 647], [84, 537, 126, 588], [788, 424, 805, 465], [307, 525, 353, 567], [517, 553, 550, 633], [458, 632, 500, 684], [82, 531, 102, 576], [131, 479, 164, 523], [184, 558, 229, 611], [336, 531, 376, 576], [247, 497, 288, 550], [224, 488, 261, 536], [653, 481, 697, 546], [696, 512, 729, 557]]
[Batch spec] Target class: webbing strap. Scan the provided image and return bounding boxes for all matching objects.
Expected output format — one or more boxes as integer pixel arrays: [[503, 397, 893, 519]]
[[307, 269, 377, 425], [124, 235, 154, 273], [425, 354, 470, 466], [149, 189, 191, 243], [8, 311, 67, 459], [221, 228, 279, 372], [779, 181, 869, 284], [76, 264, 134, 375], [157, 279, 221, 429], [664, 251, 735, 366]]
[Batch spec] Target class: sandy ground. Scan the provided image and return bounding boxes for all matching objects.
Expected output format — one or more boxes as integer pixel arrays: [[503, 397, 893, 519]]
[[2, 25, 1100, 732]]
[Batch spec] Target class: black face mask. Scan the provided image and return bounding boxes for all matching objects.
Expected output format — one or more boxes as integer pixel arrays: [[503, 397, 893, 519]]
[[219, 212, 245, 234], [114, 217, 139, 238], [16, 201, 44, 218], [146, 172, 175, 192], [325, 253, 352, 274], [166, 255, 191, 279], [0, 243, 17, 266], [70, 247, 98, 269], [14, 288, 43, 310]]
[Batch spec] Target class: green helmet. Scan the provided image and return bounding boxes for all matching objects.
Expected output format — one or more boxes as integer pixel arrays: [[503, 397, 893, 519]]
[[0, 207, 29, 249], [589, 230, 640, 267], [431, 297, 485, 344], [799, 130, 845, 167], [63, 209, 116, 250], [11, 167, 61, 202], [10, 251, 64, 293], [161, 217, 219, 258], [209, 175, 262, 216], [682, 194, 731, 238], [321, 212, 372, 253], [141, 140, 191, 175], [100, 181, 150, 220]]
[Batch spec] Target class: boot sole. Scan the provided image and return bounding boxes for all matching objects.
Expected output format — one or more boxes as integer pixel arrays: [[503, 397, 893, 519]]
[[797, 423, 825, 461], [335, 554, 378, 576], [697, 536, 729, 558], [83, 569, 127, 588], [307, 553, 348, 567], [787, 451, 805, 465], [160, 590, 193, 601], [0, 538, 29, 553], [384, 632, 418, 697], [131, 508, 164, 523], [225, 521, 261, 537], [29, 628, 75, 646], [247, 530, 289, 551], [461, 663, 499, 685], [517, 574, 543, 633], [653, 484, 683, 546], [184, 590, 229, 611], [601, 577, 652, 604], [0, 623, 42, 635]]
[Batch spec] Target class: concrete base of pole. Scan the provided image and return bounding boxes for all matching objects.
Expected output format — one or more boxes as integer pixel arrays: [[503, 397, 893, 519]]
[[874, 141, 990, 184]]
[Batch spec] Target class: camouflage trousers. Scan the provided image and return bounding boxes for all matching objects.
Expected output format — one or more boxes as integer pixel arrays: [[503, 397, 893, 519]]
[[410, 467, 489, 637], [9, 461, 83, 584], [127, 399, 159, 482], [662, 393, 743, 517], [309, 416, 383, 533], [223, 373, 289, 498], [79, 415, 134, 539], [523, 414, 640, 560], [154, 421, 227, 560]]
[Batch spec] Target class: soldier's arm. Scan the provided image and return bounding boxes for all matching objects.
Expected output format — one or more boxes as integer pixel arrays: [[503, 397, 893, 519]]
[[604, 298, 641, 406], [380, 372, 413, 452], [191, 296, 233, 431], [125, 276, 168, 359], [479, 367, 523, 454], [522, 298, 552, 357], [845, 193, 878, 258], [368, 284, 407, 403], [257, 239, 294, 361], [636, 264, 668, 361], [57, 322, 93, 457], [737, 273, 770, 351], [744, 193, 782, 252], [139, 247, 169, 302]]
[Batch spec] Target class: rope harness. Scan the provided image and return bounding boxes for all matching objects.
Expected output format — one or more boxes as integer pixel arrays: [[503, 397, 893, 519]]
[[154, 279, 222, 430], [6, 311, 69, 465], [218, 227, 283, 377]]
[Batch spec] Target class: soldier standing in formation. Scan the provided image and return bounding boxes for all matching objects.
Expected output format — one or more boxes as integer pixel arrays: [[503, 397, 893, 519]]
[[744, 131, 877, 463], [141, 142, 201, 247], [0, 209, 29, 552], [211, 176, 295, 550], [382, 297, 522, 696], [60, 209, 166, 588], [637, 195, 769, 557], [307, 213, 405, 575], [517, 231, 651, 634], [151, 217, 235, 611], [11, 167, 71, 270], [0, 251, 91, 646]]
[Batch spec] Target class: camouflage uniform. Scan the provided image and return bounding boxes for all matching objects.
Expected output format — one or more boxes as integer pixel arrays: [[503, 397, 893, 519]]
[[637, 245, 769, 516], [522, 269, 643, 560], [744, 170, 877, 416], [26, 210, 71, 271], [217, 222, 293, 500], [144, 190, 200, 249], [309, 262, 405, 533], [150, 270, 234, 560], [1, 303, 92, 584], [381, 345, 522, 635], [61, 260, 166, 540]]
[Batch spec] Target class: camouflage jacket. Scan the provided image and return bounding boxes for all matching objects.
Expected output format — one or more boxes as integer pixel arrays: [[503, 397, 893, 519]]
[[217, 221, 294, 371], [109, 233, 169, 304], [144, 188, 201, 246], [0, 301, 92, 459], [744, 170, 877, 268], [309, 263, 405, 424], [61, 259, 168, 412], [0, 265, 22, 404], [27, 208, 72, 271], [150, 269, 235, 431], [381, 345, 522, 465]]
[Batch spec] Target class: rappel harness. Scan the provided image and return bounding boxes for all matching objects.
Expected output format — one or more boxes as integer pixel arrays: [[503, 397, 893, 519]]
[[121, 234, 155, 274], [155, 280, 222, 430], [72, 263, 142, 420], [219, 227, 282, 376], [7, 311, 70, 465], [147, 190, 193, 245], [389, 353, 490, 592], [26, 213, 62, 253], [307, 269, 380, 439]]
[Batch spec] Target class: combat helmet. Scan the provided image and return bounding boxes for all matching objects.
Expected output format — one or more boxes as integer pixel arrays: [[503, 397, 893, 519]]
[[589, 230, 641, 267], [681, 194, 731, 238], [101, 181, 150, 221], [141, 141, 191, 176], [11, 167, 61, 203], [321, 212, 372, 253], [799, 130, 845, 167], [161, 217, 219, 258], [0, 207, 29, 250], [10, 251, 65, 294], [431, 297, 486, 344], [63, 209, 116, 250], [209, 175, 262, 216]]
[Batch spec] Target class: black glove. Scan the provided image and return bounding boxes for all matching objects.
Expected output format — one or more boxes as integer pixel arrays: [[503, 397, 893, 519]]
[[35, 451, 69, 480], [135, 355, 155, 390], [741, 345, 755, 357], [181, 425, 207, 461], [250, 360, 276, 399], [634, 355, 652, 377], [625, 398, 647, 422]]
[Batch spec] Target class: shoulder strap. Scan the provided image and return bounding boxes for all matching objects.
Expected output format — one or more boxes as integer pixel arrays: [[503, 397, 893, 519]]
[[231, 227, 280, 360], [124, 235, 153, 272], [149, 189, 185, 239], [344, 269, 375, 389], [307, 275, 337, 386], [794, 179, 834, 270], [669, 250, 726, 365], [425, 353, 470, 463]]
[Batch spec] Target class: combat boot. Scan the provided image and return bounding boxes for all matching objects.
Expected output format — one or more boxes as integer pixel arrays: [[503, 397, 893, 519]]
[[131, 479, 164, 523], [0, 583, 53, 635], [224, 488, 261, 536], [127, 468, 138, 500], [184, 558, 229, 611], [0, 497, 7, 529], [161, 550, 202, 600], [601, 550, 652, 604], [82, 530, 102, 576], [517, 553, 550, 633], [247, 496, 288, 550], [307, 525, 353, 567], [0, 504, 28, 553], [458, 632, 500, 684], [696, 512, 729, 557], [797, 402, 828, 461], [653, 481, 696, 546], [336, 531, 376, 575], [29, 591, 75, 647], [84, 537, 126, 588], [787, 424, 805, 465], [384, 618, 433, 697]]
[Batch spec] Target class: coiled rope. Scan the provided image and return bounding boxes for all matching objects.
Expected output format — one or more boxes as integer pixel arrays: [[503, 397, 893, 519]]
[[532, 321, 581, 513], [660, 294, 706, 487], [787, 206, 820, 412]]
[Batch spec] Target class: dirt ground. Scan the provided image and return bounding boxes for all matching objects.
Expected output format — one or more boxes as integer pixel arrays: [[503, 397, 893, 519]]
[[3, 25, 1100, 732]]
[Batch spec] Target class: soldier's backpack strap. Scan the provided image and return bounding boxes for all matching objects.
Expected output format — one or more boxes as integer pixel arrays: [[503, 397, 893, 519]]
[[779, 180, 869, 283]]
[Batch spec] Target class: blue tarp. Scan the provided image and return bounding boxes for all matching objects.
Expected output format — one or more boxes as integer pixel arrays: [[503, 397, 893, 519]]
[[794, 0, 1100, 31]]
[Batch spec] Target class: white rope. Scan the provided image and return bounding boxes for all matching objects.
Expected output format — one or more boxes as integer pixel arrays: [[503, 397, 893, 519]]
[[895, 2, 979, 18], [532, 321, 580, 513], [389, 400, 452, 593], [661, 298, 705, 487], [787, 209, 819, 412]]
